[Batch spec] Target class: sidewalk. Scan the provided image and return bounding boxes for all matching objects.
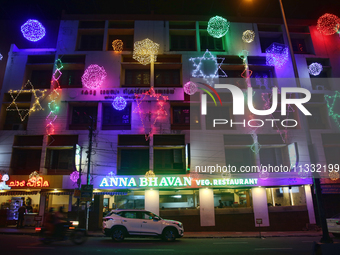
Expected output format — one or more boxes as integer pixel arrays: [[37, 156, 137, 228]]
[[0, 227, 323, 238]]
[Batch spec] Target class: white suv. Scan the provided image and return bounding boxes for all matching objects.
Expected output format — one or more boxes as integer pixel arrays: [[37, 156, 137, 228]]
[[103, 209, 184, 241]]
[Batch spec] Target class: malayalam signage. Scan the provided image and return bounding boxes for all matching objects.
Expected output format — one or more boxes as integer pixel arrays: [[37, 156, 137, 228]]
[[98, 176, 258, 189]]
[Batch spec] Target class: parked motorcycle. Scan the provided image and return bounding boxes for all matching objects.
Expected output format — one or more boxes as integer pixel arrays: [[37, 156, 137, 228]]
[[37, 220, 87, 245]]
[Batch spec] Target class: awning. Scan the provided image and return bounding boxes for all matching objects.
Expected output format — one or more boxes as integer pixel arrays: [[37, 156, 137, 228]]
[[40, 191, 74, 195], [93, 192, 128, 196], [0, 191, 39, 196]]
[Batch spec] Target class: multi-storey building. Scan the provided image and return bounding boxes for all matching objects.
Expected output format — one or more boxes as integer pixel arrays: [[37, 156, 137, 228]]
[[0, 13, 339, 231]]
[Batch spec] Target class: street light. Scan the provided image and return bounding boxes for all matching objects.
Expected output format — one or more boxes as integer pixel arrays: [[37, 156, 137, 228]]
[[277, 0, 333, 243]]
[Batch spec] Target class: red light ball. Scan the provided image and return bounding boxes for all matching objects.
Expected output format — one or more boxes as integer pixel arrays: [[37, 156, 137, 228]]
[[317, 13, 340, 35]]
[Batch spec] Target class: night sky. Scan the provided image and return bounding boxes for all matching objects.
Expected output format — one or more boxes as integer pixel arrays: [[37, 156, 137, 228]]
[[0, 0, 340, 86]]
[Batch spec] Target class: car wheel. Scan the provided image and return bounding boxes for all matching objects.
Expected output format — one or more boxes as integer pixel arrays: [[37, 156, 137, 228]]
[[332, 233, 340, 238], [111, 227, 126, 242], [162, 228, 177, 242], [70, 230, 87, 245]]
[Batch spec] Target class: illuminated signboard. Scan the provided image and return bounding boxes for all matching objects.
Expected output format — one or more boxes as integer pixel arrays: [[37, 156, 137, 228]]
[[9, 176, 49, 188], [99, 176, 258, 188]]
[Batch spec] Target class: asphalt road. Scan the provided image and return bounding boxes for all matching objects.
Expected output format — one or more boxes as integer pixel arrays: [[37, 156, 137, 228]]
[[0, 235, 333, 255]]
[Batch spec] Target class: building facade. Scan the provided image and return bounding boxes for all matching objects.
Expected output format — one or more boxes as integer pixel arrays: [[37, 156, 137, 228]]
[[0, 14, 340, 230]]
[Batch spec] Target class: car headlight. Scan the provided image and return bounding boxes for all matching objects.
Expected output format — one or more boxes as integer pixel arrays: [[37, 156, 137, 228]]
[[173, 222, 183, 228]]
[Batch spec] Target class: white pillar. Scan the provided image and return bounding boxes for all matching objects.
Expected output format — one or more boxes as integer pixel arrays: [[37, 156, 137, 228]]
[[252, 187, 270, 227], [145, 189, 159, 216], [305, 185, 316, 224], [199, 188, 215, 226]]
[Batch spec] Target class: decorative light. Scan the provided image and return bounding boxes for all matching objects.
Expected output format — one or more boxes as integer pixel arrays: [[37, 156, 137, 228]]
[[325, 91, 340, 130], [259, 170, 269, 180], [207, 16, 230, 38], [239, 50, 252, 83], [145, 170, 155, 178], [29, 171, 40, 180], [329, 171, 339, 181], [21, 19, 46, 42], [134, 87, 168, 140], [266, 43, 289, 69], [0, 174, 11, 190], [70, 171, 79, 183], [7, 81, 47, 121], [46, 59, 63, 136], [250, 133, 261, 154], [81, 64, 107, 89], [308, 62, 323, 76], [112, 96, 127, 111], [317, 13, 340, 35], [112, 39, 123, 52], [183, 81, 198, 95], [242, 30, 255, 43], [189, 49, 227, 86], [221, 171, 231, 179], [106, 171, 116, 179], [0, 53, 3, 60], [133, 38, 159, 65]]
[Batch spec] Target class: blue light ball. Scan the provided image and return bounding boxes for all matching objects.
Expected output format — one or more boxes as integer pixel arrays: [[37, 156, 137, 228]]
[[21, 19, 46, 42], [112, 96, 127, 111]]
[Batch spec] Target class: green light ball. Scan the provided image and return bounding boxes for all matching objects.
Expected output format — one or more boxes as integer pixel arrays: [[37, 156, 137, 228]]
[[207, 16, 230, 38]]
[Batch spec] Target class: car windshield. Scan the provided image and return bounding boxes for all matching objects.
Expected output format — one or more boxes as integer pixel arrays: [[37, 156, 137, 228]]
[[106, 211, 120, 217], [147, 211, 162, 219]]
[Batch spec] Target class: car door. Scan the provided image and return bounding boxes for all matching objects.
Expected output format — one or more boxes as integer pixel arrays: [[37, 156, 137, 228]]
[[139, 211, 162, 235], [120, 211, 143, 235]]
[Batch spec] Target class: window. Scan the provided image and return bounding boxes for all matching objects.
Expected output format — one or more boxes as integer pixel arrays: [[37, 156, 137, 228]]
[[69, 104, 97, 130], [59, 70, 83, 88], [260, 148, 283, 165], [45, 149, 74, 172], [114, 191, 145, 209], [251, 69, 275, 89], [155, 69, 180, 87], [102, 103, 131, 130], [259, 35, 284, 53], [306, 59, 331, 90], [266, 186, 306, 206], [171, 104, 200, 130], [200, 31, 223, 51], [291, 38, 308, 54], [10, 148, 42, 175], [305, 105, 329, 129], [77, 34, 103, 51], [214, 189, 252, 208], [117, 135, 149, 175], [154, 135, 186, 174], [170, 35, 196, 51], [322, 134, 340, 166], [124, 69, 150, 87], [225, 148, 253, 169], [2, 110, 29, 130], [30, 70, 53, 89], [159, 190, 199, 209], [206, 106, 233, 130]]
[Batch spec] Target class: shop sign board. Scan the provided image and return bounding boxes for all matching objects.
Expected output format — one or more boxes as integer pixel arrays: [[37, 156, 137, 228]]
[[80, 185, 93, 201], [99, 176, 258, 188]]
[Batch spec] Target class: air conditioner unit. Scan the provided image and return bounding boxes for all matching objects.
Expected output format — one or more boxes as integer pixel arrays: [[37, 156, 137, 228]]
[[316, 85, 325, 90], [12, 124, 24, 130]]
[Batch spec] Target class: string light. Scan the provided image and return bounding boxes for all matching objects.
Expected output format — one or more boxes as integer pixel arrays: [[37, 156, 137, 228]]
[[145, 170, 155, 178], [70, 171, 79, 183], [329, 171, 339, 181], [7, 81, 47, 121], [189, 49, 227, 86], [133, 38, 159, 65], [106, 171, 116, 179], [242, 30, 255, 43], [81, 64, 107, 89], [112, 39, 123, 52], [183, 81, 198, 95], [46, 59, 63, 135], [112, 96, 127, 111], [0, 53, 3, 60], [325, 91, 340, 130], [21, 19, 46, 42], [266, 43, 289, 69], [317, 13, 340, 35], [29, 171, 40, 180], [308, 62, 323, 76], [207, 16, 230, 38], [134, 87, 168, 140]]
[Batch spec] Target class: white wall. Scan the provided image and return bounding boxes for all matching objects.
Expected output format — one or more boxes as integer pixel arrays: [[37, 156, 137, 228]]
[[199, 188, 215, 226], [252, 187, 269, 227], [305, 185, 316, 224], [145, 189, 159, 215]]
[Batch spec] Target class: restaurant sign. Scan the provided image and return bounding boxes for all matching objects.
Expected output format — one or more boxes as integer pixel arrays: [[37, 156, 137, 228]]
[[99, 176, 258, 188], [8, 176, 49, 188]]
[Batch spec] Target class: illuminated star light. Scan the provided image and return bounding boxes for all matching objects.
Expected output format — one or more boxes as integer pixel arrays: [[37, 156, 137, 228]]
[[207, 16, 230, 38], [133, 38, 159, 65], [308, 62, 323, 76], [134, 87, 168, 140], [112, 39, 123, 52], [82, 64, 107, 89], [7, 81, 47, 121], [21, 19, 46, 42], [325, 91, 340, 130], [317, 13, 340, 35], [112, 96, 127, 111], [266, 43, 289, 69], [242, 30, 255, 43], [189, 50, 227, 86]]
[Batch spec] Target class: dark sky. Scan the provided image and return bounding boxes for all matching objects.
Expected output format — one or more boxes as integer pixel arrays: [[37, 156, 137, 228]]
[[1, 0, 340, 86]]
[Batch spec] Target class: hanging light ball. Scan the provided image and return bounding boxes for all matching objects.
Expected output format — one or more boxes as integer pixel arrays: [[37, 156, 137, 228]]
[[70, 171, 79, 183], [242, 30, 255, 43], [112, 39, 123, 52], [145, 170, 155, 178], [207, 16, 230, 38], [21, 19, 46, 42], [133, 38, 159, 65], [317, 13, 340, 35], [112, 96, 127, 111], [308, 62, 323, 76], [81, 64, 107, 89], [183, 81, 198, 95], [329, 171, 339, 181]]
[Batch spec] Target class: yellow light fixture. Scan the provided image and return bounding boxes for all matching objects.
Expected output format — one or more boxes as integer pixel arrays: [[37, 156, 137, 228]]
[[133, 38, 159, 65]]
